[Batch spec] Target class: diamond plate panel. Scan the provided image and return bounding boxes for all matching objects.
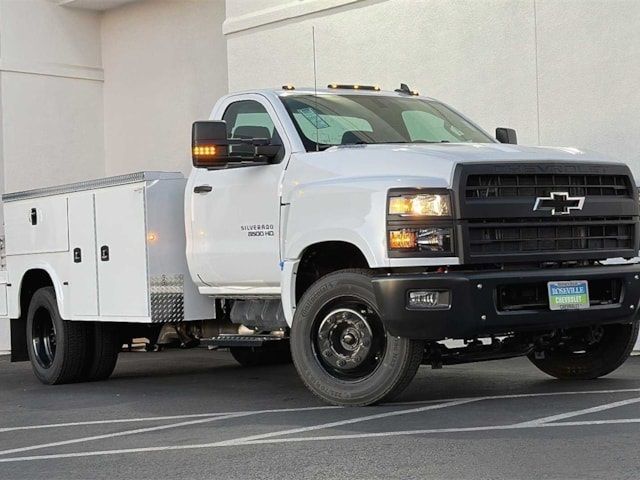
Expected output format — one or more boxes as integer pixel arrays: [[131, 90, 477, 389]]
[[150, 274, 184, 323]]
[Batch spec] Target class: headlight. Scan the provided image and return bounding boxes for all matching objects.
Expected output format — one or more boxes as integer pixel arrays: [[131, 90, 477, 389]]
[[389, 227, 453, 252], [388, 193, 450, 217], [387, 189, 455, 257]]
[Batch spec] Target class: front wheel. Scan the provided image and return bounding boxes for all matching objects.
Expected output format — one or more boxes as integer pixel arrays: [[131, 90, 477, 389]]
[[291, 269, 424, 406], [528, 321, 639, 380]]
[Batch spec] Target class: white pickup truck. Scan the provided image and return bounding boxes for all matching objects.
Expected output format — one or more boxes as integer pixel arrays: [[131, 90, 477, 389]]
[[3, 84, 639, 406]]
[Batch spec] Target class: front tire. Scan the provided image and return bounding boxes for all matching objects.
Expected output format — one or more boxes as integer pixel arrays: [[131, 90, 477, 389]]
[[291, 269, 424, 406], [26, 287, 90, 385], [528, 321, 639, 380]]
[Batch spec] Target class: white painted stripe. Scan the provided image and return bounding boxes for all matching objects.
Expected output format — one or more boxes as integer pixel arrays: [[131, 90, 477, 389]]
[[233, 418, 640, 446], [217, 398, 479, 447], [3, 387, 638, 433], [389, 387, 640, 406], [0, 413, 249, 457], [512, 396, 640, 427], [2, 418, 639, 463], [0, 405, 339, 433], [0, 405, 338, 457], [0, 413, 228, 433]]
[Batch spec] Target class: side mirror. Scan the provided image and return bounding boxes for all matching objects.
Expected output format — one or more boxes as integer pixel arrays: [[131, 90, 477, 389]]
[[192, 121, 229, 169], [495, 127, 517, 145], [192, 120, 281, 169]]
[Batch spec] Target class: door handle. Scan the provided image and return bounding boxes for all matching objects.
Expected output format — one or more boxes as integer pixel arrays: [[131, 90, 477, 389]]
[[194, 185, 213, 194]]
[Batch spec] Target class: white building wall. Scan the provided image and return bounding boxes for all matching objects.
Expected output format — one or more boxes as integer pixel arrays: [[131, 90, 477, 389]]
[[224, 0, 640, 175], [101, 0, 228, 177]]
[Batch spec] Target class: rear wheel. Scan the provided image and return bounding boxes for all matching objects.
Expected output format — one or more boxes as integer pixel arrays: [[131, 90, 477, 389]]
[[27, 287, 90, 385], [230, 340, 291, 367], [291, 269, 424, 406], [528, 321, 639, 380], [82, 323, 120, 381]]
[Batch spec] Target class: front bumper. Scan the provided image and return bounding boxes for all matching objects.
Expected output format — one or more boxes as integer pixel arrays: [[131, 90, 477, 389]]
[[372, 264, 640, 340]]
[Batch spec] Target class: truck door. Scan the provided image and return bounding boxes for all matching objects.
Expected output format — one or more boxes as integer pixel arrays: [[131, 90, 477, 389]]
[[189, 95, 288, 293]]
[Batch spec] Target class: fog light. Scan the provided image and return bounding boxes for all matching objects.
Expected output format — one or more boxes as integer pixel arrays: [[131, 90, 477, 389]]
[[407, 290, 451, 309]]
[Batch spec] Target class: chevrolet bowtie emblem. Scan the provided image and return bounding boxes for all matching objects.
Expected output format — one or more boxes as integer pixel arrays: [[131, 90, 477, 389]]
[[533, 191, 585, 215]]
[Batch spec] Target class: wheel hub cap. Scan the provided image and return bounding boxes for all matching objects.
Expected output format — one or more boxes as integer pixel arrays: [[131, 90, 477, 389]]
[[317, 308, 374, 371]]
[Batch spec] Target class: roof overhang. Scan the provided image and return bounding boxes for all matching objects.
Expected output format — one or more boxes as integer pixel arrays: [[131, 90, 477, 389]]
[[54, 0, 139, 11]]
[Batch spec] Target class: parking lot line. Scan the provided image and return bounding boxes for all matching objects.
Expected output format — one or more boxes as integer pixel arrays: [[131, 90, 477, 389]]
[[1, 387, 640, 464], [0, 405, 340, 433], [513, 396, 640, 426], [0, 405, 339, 457], [233, 417, 640, 447], [218, 398, 479, 447], [3, 387, 638, 434], [2, 417, 640, 464]]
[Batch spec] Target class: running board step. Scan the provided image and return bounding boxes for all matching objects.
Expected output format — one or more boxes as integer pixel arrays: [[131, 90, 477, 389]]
[[200, 334, 286, 349]]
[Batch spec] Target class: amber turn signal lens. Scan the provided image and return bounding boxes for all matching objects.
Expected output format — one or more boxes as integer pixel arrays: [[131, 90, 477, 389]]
[[192, 145, 217, 156], [389, 230, 417, 249]]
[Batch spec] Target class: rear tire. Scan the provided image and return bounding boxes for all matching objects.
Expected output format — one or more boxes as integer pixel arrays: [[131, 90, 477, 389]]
[[291, 269, 424, 406], [82, 323, 120, 381], [230, 341, 292, 367], [26, 287, 90, 385], [528, 321, 639, 380]]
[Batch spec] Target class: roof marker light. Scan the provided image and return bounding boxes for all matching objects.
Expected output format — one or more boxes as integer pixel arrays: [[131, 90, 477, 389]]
[[282, 84, 296, 90], [327, 84, 381, 91]]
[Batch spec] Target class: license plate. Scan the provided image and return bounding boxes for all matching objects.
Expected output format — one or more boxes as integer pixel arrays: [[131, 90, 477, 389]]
[[548, 280, 590, 310]]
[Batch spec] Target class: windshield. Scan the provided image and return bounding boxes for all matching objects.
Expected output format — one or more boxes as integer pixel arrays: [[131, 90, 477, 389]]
[[280, 94, 494, 151]]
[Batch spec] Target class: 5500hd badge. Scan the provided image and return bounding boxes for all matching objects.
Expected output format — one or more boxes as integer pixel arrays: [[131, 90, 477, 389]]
[[241, 224, 275, 237]]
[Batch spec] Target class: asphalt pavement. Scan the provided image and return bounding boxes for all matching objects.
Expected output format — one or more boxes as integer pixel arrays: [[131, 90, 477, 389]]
[[1, 349, 639, 480]]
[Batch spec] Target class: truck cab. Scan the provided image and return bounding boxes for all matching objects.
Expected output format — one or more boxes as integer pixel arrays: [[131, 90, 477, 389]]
[[188, 84, 640, 405]]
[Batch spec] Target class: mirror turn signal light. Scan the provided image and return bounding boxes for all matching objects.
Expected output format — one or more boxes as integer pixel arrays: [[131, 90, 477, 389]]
[[192, 145, 217, 157]]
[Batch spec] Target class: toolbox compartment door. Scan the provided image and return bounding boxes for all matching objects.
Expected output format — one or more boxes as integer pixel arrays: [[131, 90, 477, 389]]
[[67, 193, 99, 317], [4, 197, 69, 255], [95, 184, 149, 317]]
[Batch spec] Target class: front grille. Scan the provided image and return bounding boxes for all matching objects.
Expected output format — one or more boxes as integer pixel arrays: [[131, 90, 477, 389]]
[[456, 163, 639, 263], [496, 279, 623, 312], [465, 174, 632, 199], [468, 217, 635, 255]]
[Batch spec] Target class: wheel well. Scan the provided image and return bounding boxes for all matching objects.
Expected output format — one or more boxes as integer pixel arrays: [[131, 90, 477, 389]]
[[11, 269, 54, 362], [295, 241, 369, 303]]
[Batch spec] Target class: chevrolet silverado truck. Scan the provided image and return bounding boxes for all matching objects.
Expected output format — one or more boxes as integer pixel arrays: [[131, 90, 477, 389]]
[[3, 84, 639, 406]]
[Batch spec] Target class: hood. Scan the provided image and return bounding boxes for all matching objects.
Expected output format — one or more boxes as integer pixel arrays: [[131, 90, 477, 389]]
[[285, 143, 625, 190]]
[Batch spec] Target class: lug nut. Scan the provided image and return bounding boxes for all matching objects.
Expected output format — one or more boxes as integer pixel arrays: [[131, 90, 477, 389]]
[[477, 284, 483, 289], [481, 314, 487, 321]]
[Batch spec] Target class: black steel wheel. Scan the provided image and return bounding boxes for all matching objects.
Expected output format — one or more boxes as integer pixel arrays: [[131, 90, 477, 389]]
[[26, 287, 90, 385], [528, 321, 639, 380], [291, 269, 424, 406], [313, 303, 386, 382]]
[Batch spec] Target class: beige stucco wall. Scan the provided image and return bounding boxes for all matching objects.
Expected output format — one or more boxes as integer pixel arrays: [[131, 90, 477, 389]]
[[0, 0, 105, 194], [101, 0, 228, 177], [225, 0, 640, 174]]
